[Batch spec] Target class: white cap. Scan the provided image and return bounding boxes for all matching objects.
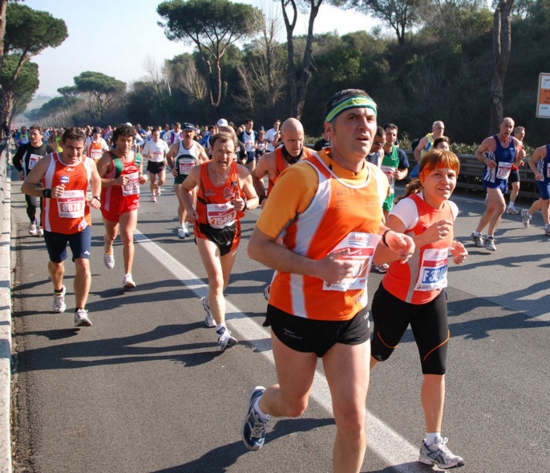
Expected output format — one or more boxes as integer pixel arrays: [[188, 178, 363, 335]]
[[125, 122, 133, 126], [217, 118, 228, 127]]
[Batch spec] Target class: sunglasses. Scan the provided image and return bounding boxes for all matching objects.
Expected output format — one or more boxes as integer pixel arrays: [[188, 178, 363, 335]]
[[373, 141, 386, 146]]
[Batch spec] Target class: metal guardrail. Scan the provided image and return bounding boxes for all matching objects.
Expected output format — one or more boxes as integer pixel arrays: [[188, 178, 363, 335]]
[[404, 151, 540, 200]]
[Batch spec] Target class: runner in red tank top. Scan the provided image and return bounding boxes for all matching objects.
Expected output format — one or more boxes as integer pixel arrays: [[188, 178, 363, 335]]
[[97, 123, 148, 290], [21, 127, 102, 328], [371, 149, 468, 469], [181, 131, 258, 351]]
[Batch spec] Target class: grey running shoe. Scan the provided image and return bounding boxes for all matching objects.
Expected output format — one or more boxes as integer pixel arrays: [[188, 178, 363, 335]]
[[419, 437, 464, 469], [242, 386, 268, 451], [104, 249, 115, 269], [74, 308, 92, 327], [471, 232, 484, 247], [263, 285, 271, 301], [202, 296, 216, 328], [521, 209, 531, 228], [52, 286, 67, 313], [506, 206, 519, 215], [484, 235, 497, 251], [216, 326, 237, 351]]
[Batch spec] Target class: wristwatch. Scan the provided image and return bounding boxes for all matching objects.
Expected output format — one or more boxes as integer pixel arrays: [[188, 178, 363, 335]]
[[92, 196, 101, 202]]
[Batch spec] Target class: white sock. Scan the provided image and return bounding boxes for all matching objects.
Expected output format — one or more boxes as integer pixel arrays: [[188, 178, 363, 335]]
[[425, 432, 441, 445], [508, 202, 515, 208], [253, 397, 270, 421], [473, 231, 481, 237], [216, 323, 226, 333]]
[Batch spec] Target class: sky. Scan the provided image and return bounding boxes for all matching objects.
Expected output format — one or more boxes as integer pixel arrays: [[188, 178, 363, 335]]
[[23, 0, 378, 98]]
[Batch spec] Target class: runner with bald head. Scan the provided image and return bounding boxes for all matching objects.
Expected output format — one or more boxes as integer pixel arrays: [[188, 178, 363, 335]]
[[414, 121, 446, 163], [252, 118, 315, 208], [471, 117, 523, 251]]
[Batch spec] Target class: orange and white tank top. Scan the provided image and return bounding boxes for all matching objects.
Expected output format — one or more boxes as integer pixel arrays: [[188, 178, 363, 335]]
[[42, 153, 93, 234], [382, 193, 455, 304], [269, 153, 385, 321], [267, 147, 314, 195], [196, 161, 244, 229], [87, 139, 104, 161]]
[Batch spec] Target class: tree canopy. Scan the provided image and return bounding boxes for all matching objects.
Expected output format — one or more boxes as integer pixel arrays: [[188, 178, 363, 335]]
[[157, 0, 264, 112], [72, 71, 126, 122]]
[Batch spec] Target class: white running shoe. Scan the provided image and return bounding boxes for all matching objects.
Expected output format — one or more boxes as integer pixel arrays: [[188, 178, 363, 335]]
[[28, 222, 37, 235], [104, 250, 115, 269], [184, 222, 190, 236], [484, 235, 497, 251], [506, 206, 519, 215], [37, 227, 44, 237], [521, 209, 531, 228], [74, 308, 92, 327], [123, 274, 136, 290], [157, 187, 162, 196], [52, 286, 67, 313], [217, 326, 238, 351], [419, 437, 464, 469], [263, 285, 271, 301], [177, 226, 186, 239], [202, 297, 216, 328], [151, 195, 157, 202]]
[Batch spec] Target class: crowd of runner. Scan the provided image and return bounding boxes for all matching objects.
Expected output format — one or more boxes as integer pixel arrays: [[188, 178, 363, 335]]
[[10, 94, 550, 471]]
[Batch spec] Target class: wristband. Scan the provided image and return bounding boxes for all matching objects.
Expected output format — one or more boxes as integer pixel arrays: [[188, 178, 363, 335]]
[[43, 188, 52, 198], [382, 229, 391, 247], [92, 196, 101, 202]]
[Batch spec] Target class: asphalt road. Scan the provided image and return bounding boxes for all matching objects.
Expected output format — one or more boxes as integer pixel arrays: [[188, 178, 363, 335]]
[[9, 173, 550, 473]]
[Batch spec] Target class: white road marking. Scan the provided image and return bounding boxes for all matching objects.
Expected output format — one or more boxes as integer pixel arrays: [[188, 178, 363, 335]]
[[134, 230, 427, 472]]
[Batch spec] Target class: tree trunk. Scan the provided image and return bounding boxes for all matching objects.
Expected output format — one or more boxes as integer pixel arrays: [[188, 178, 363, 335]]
[[294, 0, 322, 120], [490, 0, 514, 134], [0, 0, 11, 125], [281, 0, 298, 118]]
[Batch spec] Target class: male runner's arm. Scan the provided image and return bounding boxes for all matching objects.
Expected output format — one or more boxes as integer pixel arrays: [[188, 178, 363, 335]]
[[528, 146, 545, 180], [413, 136, 428, 162], [474, 137, 497, 168], [180, 165, 200, 223], [88, 160, 102, 210]]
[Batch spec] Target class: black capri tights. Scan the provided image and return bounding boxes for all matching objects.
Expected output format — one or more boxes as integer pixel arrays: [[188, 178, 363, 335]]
[[370, 283, 449, 375]]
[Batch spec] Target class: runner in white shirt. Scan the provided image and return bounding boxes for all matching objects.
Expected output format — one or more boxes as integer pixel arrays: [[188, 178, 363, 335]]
[[142, 126, 170, 202], [264, 119, 281, 152]]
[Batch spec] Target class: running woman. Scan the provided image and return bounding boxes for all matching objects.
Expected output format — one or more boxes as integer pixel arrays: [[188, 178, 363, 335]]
[[370, 148, 468, 470]]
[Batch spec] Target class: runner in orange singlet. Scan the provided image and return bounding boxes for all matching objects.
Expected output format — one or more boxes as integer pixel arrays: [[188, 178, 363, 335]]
[[97, 123, 148, 290], [241, 89, 415, 472], [21, 127, 102, 327], [181, 131, 258, 351]]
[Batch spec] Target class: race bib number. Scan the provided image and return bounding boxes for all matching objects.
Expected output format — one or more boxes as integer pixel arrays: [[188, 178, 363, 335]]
[[496, 161, 512, 179], [414, 248, 449, 292], [122, 171, 140, 196], [244, 139, 255, 152], [381, 165, 396, 187], [57, 190, 85, 218], [178, 157, 195, 176], [206, 202, 236, 229], [89, 147, 103, 160], [323, 232, 380, 292], [28, 153, 41, 169], [151, 151, 164, 163]]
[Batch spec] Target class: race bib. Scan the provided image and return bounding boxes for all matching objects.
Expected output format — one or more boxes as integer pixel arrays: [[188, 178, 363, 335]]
[[322, 232, 380, 292], [414, 248, 449, 292], [151, 151, 164, 163], [178, 157, 195, 176], [28, 153, 41, 169], [57, 190, 85, 218], [496, 161, 512, 180], [244, 138, 255, 152], [381, 165, 396, 187], [89, 147, 103, 160], [206, 202, 236, 229], [122, 171, 140, 196]]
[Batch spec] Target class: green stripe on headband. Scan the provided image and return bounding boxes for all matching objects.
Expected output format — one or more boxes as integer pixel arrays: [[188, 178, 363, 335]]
[[325, 96, 377, 123]]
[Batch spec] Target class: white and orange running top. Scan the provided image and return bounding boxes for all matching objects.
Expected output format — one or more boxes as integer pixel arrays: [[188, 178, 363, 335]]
[[257, 149, 388, 321]]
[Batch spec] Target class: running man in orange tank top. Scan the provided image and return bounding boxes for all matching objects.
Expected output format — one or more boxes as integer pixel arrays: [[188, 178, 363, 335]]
[[241, 89, 415, 472], [97, 123, 148, 290], [181, 131, 259, 351], [21, 127, 102, 328]]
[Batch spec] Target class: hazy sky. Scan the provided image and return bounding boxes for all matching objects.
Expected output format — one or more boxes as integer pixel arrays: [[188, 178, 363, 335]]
[[24, 0, 377, 97]]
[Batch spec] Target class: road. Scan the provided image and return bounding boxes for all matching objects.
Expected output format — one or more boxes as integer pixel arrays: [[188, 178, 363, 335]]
[[9, 172, 550, 473]]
